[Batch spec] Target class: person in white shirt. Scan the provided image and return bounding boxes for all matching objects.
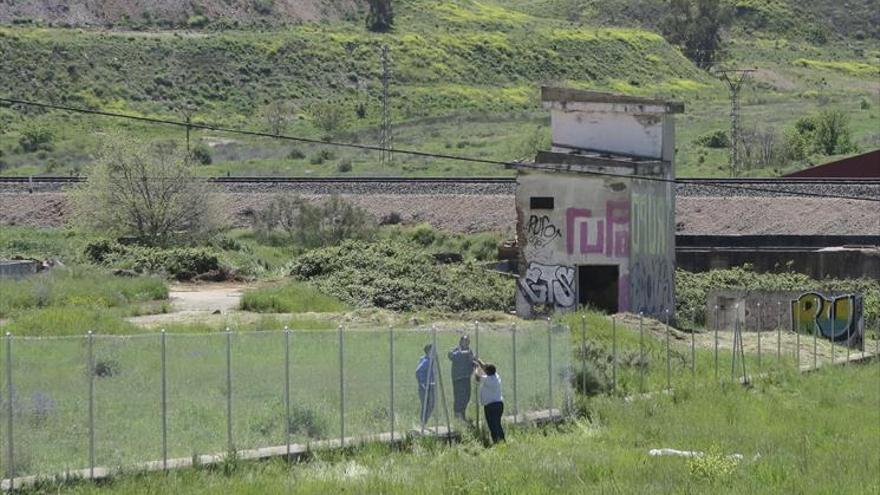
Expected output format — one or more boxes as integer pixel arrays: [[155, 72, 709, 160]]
[[474, 359, 505, 443]]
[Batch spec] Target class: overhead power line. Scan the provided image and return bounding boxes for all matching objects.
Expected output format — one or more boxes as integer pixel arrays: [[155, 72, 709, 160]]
[[0, 96, 878, 203]]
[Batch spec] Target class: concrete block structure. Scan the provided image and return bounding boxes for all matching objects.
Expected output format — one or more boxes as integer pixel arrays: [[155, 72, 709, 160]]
[[515, 87, 682, 318]]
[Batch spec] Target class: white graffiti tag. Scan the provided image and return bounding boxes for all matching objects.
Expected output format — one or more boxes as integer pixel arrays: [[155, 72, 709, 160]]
[[518, 262, 576, 308]]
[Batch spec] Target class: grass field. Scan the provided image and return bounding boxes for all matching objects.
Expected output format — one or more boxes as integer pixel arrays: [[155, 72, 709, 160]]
[[0, 321, 571, 479], [16, 351, 879, 494]]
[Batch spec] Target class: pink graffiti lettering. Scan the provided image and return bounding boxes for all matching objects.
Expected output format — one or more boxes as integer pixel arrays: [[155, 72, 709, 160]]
[[566, 201, 630, 257]]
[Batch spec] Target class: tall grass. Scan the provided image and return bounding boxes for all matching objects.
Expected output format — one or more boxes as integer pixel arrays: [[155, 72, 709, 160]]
[[31, 363, 880, 494], [240, 281, 349, 313], [0, 266, 168, 319]]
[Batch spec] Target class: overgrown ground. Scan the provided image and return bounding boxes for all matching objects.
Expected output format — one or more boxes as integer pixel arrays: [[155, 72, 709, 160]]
[[19, 357, 880, 494], [0, 0, 877, 178]]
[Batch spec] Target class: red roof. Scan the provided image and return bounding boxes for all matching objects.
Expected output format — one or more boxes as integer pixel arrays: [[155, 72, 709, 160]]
[[785, 149, 880, 178]]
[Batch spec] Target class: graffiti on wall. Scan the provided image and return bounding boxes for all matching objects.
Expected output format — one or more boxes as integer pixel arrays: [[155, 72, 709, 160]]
[[791, 292, 864, 344], [631, 191, 669, 257], [518, 262, 576, 309], [565, 200, 630, 257], [629, 258, 673, 315], [525, 214, 561, 252]]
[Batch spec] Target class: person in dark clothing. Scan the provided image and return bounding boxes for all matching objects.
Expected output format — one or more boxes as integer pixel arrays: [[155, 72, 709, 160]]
[[415, 344, 436, 427], [474, 359, 505, 443], [448, 335, 475, 421]]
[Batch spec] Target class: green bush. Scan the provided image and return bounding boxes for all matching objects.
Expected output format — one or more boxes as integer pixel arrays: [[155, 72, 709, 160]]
[[254, 195, 376, 249], [84, 240, 220, 279], [18, 124, 54, 153], [675, 267, 880, 328], [694, 129, 729, 148], [189, 143, 213, 165], [290, 240, 513, 312]]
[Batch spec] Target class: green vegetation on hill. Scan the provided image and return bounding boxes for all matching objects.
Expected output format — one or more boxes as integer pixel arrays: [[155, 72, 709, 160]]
[[0, 0, 876, 178]]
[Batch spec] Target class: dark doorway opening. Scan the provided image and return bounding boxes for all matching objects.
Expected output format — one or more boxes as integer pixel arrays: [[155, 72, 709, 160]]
[[578, 265, 619, 314]]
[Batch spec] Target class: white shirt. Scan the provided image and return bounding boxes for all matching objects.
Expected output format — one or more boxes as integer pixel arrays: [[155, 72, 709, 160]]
[[479, 373, 503, 406]]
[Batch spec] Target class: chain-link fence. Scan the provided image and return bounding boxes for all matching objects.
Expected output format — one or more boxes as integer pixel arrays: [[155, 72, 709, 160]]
[[0, 322, 572, 485], [570, 303, 878, 402]]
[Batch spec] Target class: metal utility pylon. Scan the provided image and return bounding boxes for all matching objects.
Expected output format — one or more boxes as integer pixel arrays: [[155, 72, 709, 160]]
[[717, 69, 754, 177], [379, 45, 393, 167]]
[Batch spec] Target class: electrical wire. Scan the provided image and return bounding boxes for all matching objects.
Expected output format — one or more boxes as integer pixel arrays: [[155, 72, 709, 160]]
[[1, 96, 878, 203]]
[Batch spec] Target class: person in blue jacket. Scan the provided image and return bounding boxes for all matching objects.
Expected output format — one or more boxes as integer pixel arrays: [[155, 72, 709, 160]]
[[416, 344, 436, 427]]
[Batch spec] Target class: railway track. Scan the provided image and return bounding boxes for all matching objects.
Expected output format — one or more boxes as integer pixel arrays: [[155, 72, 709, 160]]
[[1, 176, 878, 184], [1, 176, 878, 199]]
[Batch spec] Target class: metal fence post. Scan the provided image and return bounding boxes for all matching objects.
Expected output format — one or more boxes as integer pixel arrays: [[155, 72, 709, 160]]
[[638, 312, 645, 393], [225, 328, 233, 453], [547, 318, 554, 413], [731, 317, 738, 382], [813, 309, 818, 370], [88, 331, 96, 479], [474, 321, 480, 436], [612, 317, 617, 393], [777, 301, 782, 362], [431, 325, 439, 433], [665, 310, 671, 392], [580, 316, 587, 397], [389, 326, 395, 442], [511, 324, 518, 424], [757, 302, 762, 370], [714, 305, 719, 380], [338, 325, 345, 447], [5, 333, 14, 489], [284, 327, 291, 458], [160, 330, 167, 471], [830, 304, 835, 366]]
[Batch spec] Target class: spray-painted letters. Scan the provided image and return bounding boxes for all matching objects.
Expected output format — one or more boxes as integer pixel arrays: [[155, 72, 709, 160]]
[[629, 258, 673, 316], [518, 262, 576, 309], [631, 191, 669, 257], [526, 214, 561, 251], [791, 292, 864, 345], [565, 201, 630, 257]]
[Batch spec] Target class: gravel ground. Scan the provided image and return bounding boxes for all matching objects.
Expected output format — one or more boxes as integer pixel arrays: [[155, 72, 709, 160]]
[[1, 189, 877, 236]]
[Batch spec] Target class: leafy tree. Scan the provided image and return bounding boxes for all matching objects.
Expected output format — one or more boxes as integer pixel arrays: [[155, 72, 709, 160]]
[[367, 0, 394, 33], [18, 124, 54, 153], [262, 100, 295, 136], [255, 195, 376, 248], [813, 109, 856, 155], [71, 136, 227, 246], [660, 0, 732, 69], [308, 101, 346, 138]]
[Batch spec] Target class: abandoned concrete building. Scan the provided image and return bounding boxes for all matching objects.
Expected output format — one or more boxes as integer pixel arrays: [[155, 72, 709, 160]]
[[515, 87, 681, 318]]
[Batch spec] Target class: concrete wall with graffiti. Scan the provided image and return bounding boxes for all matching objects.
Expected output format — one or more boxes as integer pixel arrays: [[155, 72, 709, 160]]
[[515, 170, 635, 317], [791, 292, 864, 347], [628, 178, 676, 317]]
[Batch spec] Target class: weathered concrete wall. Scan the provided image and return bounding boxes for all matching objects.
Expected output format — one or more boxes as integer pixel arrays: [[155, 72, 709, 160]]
[[515, 170, 630, 316], [677, 247, 880, 280], [707, 289, 865, 347], [629, 178, 676, 317], [0, 260, 39, 280], [548, 106, 668, 158]]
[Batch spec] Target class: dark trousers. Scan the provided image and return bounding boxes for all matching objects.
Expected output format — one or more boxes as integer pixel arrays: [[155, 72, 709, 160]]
[[483, 401, 505, 443], [452, 377, 471, 420], [419, 385, 435, 426]]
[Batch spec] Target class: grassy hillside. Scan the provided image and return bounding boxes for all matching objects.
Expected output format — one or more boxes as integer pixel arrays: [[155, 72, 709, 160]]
[[0, 0, 877, 177]]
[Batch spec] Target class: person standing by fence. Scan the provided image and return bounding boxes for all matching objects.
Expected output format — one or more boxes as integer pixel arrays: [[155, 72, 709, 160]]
[[416, 344, 436, 427], [475, 359, 505, 444], [448, 335, 475, 421]]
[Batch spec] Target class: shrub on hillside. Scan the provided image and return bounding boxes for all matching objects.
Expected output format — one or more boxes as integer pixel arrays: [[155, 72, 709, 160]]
[[84, 240, 220, 279], [290, 240, 513, 312], [694, 129, 729, 148], [254, 195, 376, 249]]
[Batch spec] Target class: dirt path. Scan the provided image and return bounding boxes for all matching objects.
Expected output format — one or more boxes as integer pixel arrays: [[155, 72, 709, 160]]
[[127, 282, 248, 326]]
